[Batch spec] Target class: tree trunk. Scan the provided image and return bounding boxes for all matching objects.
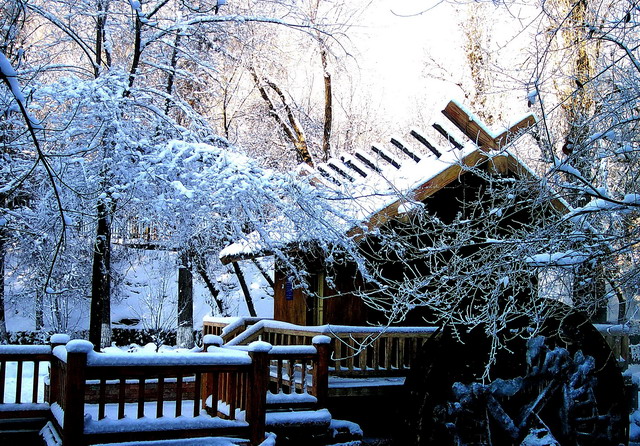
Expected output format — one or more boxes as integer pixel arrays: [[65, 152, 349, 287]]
[[194, 254, 227, 316], [89, 198, 112, 350], [164, 31, 181, 116], [249, 67, 314, 166], [177, 252, 194, 348], [232, 261, 257, 317], [35, 289, 44, 331], [319, 44, 332, 162], [0, 235, 8, 343]]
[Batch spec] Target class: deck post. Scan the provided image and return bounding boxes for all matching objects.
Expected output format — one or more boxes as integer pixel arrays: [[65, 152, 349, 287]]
[[312, 335, 332, 406], [246, 341, 271, 446], [201, 335, 223, 410], [48, 334, 70, 404], [63, 340, 92, 446]]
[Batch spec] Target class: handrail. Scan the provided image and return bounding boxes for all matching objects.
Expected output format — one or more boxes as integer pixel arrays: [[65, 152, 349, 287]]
[[203, 317, 271, 343], [49, 339, 271, 446], [0, 344, 52, 417], [210, 335, 332, 407], [221, 321, 436, 378], [595, 323, 631, 366]]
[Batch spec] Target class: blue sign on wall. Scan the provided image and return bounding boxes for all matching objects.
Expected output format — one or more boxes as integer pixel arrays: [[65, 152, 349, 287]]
[[285, 278, 294, 301]]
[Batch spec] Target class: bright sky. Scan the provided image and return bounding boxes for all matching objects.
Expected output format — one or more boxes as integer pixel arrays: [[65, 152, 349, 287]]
[[347, 1, 469, 124], [346, 0, 537, 129]]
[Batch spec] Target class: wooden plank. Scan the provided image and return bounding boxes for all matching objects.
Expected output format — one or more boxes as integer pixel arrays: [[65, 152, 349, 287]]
[[277, 359, 283, 392], [432, 122, 464, 150], [410, 129, 442, 157], [347, 338, 355, 371], [15, 361, 23, 404], [372, 339, 380, 370], [238, 373, 246, 410], [137, 378, 145, 418], [391, 137, 421, 162], [383, 338, 391, 371], [99, 378, 106, 420], [63, 349, 87, 446], [488, 155, 509, 175], [287, 361, 294, 394], [210, 372, 219, 413], [443, 100, 537, 151], [157, 377, 164, 418], [175, 375, 183, 417], [118, 378, 126, 419], [300, 360, 307, 393], [358, 341, 367, 371], [396, 338, 407, 370], [228, 373, 237, 419], [355, 151, 382, 173], [442, 101, 496, 149], [194, 372, 201, 417], [32, 361, 40, 403], [372, 145, 401, 169], [494, 114, 538, 148]]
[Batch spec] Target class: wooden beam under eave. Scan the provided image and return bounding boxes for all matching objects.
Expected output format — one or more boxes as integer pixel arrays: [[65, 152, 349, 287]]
[[494, 114, 538, 149], [505, 154, 570, 215], [488, 155, 509, 175]]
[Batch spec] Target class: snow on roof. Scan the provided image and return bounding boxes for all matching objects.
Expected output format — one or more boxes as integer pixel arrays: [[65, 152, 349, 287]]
[[219, 100, 538, 264]]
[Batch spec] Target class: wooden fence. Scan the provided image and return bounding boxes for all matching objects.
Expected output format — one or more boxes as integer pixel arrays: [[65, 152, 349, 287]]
[[0, 344, 52, 419], [209, 319, 437, 378], [203, 317, 269, 343], [47, 339, 270, 446], [0, 334, 332, 445]]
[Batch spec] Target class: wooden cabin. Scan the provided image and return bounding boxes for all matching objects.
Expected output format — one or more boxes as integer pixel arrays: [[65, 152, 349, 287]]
[[214, 101, 630, 444], [219, 100, 552, 328]]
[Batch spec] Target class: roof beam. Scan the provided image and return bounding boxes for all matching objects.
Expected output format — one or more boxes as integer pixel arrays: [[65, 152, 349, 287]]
[[441, 101, 537, 151]]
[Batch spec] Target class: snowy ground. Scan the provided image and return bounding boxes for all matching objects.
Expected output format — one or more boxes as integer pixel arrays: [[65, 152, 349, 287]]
[[5, 250, 274, 334]]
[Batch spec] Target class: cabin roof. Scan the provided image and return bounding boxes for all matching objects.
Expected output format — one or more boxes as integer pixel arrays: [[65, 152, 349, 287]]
[[219, 100, 545, 265]]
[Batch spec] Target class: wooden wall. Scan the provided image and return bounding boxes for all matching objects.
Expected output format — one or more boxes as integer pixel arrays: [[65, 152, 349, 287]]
[[273, 267, 370, 326]]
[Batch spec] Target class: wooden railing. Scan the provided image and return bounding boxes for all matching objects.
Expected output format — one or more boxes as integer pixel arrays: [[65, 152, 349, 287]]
[[595, 324, 631, 367], [203, 317, 270, 343], [0, 344, 53, 419], [48, 339, 271, 446], [267, 337, 331, 408], [219, 320, 436, 378]]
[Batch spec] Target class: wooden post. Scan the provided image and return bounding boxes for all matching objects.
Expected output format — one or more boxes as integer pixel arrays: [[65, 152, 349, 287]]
[[48, 334, 70, 404], [201, 334, 223, 410], [312, 336, 332, 407], [246, 342, 271, 446], [63, 340, 92, 446]]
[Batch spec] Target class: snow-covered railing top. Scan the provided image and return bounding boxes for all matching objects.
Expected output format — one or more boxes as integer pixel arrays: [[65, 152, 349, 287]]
[[0, 343, 53, 408], [225, 319, 438, 346], [219, 100, 538, 264], [0, 345, 52, 355], [52, 339, 256, 366]]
